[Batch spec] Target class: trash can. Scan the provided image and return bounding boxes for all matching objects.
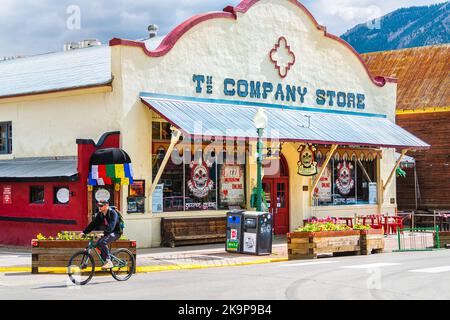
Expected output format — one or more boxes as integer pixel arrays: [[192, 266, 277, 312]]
[[226, 211, 245, 253], [242, 212, 273, 255]]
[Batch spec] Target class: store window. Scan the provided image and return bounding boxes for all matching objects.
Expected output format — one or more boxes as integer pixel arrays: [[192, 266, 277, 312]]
[[54, 186, 70, 205], [153, 147, 246, 212], [152, 121, 172, 140], [30, 186, 45, 204], [0, 122, 12, 155], [313, 153, 377, 206]]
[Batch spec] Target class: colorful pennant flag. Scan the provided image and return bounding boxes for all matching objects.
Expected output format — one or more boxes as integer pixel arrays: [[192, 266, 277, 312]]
[[88, 163, 134, 186]]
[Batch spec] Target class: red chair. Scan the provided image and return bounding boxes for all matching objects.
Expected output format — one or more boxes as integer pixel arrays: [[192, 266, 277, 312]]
[[382, 216, 404, 235], [337, 217, 354, 228]]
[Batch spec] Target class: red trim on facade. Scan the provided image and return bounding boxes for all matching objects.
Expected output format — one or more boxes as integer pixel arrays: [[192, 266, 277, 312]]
[[111, 0, 394, 88], [269, 36, 296, 79], [109, 12, 235, 57]]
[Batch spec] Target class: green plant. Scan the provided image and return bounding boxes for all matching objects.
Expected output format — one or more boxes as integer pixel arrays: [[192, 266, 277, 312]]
[[36, 233, 47, 240], [294, 222, 351, 233], [353, 224, 372, 231]]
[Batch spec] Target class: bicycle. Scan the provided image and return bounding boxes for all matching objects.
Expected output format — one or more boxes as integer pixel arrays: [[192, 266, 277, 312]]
[[67, 234, 136, 285]]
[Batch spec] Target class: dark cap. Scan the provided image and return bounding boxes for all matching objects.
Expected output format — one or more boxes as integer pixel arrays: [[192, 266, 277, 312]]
[[96, 200, 109, 207]]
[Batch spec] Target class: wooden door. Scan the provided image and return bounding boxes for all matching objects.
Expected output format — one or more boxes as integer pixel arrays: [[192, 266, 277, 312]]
[[263, 178, 289, 235]]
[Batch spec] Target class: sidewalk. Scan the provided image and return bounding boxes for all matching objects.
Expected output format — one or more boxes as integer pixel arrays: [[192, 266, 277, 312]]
[[0, 233, 434, 273]]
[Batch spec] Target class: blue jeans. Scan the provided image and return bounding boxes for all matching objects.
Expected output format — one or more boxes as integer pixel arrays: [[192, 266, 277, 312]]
[[97, 233, 121, 261]]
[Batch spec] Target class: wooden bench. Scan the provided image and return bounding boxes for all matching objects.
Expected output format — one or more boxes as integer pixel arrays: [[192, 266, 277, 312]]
[[160, 216, 227, 247]]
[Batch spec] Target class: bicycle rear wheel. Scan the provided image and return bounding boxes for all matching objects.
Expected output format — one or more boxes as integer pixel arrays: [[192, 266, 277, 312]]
[[68, 251, 95, 285], [110, 248, 135, 281]]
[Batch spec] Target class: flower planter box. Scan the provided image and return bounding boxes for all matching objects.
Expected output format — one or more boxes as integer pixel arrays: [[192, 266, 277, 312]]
[[360, 229, 384, 255], [287, 230, 361, 260], [433, 231, 450, 248], [31, 239, 137, 274]]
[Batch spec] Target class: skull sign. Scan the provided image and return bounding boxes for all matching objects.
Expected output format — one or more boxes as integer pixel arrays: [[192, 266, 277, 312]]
[[297, 144, 318, 176], [335, 161, 355, 195], [188, 159, 214, 198]]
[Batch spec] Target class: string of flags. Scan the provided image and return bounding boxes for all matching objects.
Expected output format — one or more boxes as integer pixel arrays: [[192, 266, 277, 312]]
[[88, 163, 134, 186]]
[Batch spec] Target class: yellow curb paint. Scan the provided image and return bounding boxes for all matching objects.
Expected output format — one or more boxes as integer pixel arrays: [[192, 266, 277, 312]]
[[0, 267, 31, 273], [0, 258, 289, 274]]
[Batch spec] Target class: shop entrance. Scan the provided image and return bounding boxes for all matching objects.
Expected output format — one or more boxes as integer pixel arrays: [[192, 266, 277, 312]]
[[262, 155, 289, 235]]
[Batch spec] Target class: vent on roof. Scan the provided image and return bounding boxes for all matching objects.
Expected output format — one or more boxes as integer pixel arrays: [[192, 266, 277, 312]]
[[148, 24, 159, 39], [64, 39, 102, 51]]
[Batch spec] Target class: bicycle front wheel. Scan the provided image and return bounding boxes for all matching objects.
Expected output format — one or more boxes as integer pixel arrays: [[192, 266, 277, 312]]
[[110, 248, 135, 281], [68, 251, 95, 285]]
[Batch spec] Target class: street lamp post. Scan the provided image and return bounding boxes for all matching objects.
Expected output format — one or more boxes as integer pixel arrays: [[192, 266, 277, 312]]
[[253, 109, 268, 212]]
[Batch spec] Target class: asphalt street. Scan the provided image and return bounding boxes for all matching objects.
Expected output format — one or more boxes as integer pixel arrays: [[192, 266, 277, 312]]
[[0, 249, 449, 300]]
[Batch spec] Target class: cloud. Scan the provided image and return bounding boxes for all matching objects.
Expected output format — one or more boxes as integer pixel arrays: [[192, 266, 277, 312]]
[[0, 0, 444, 57]]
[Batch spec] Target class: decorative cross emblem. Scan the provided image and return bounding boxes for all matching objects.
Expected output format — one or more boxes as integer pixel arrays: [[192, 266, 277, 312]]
[[269, 37, 296, 79]]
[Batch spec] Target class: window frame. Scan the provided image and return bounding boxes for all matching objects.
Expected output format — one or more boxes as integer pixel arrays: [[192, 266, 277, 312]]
[[30, 185, 45, 204], [0, 121, 12, 155]]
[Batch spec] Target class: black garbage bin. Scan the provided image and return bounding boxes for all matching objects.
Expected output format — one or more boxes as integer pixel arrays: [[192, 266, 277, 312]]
[[242, 212, 273, 255], [226, 211, 245, 253]]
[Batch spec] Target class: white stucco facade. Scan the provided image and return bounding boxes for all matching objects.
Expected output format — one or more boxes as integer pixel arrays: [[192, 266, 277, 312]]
[[0, 0, 408, 248]]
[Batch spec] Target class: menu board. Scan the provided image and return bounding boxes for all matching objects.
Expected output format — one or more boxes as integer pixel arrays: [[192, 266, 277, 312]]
[[315, 163, 332, 202], [219, 164, 245, 207]]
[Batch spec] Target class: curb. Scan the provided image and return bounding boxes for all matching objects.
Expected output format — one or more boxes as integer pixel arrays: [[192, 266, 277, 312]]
[[0, 257, 288, 274]]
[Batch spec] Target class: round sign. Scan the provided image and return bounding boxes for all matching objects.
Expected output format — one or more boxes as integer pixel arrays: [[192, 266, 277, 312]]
[[95, 188, 111, 202], [56, 188, 70, 204]]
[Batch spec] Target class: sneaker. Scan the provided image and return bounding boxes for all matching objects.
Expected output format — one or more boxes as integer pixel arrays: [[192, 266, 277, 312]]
[[102, 259, 114, 269]]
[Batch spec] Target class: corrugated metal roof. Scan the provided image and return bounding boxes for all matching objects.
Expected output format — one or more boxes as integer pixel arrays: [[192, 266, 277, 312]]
[[362, 45, 450, 111], [0, 158, 78, 180], [141, 95, 430, 149], [0, 46, 111, 98]]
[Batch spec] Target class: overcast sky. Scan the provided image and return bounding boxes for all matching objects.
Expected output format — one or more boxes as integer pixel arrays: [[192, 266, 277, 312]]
[[0, 0, 445, 57]]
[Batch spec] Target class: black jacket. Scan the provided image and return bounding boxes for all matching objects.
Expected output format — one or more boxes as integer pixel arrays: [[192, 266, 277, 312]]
[[83, 208, 122, 236]]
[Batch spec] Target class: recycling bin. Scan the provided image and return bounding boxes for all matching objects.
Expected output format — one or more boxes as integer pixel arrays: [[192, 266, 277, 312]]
[[242, 212, 273, 255], [226, 211, 245, 253]]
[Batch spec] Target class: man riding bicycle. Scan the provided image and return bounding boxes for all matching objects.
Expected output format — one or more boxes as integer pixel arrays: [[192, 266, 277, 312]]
[[80, 200, 122, 269]]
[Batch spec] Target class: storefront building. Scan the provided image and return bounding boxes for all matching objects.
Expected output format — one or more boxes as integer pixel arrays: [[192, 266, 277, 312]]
[[0, 0, 429, 247], [363, 45, 449, 210]]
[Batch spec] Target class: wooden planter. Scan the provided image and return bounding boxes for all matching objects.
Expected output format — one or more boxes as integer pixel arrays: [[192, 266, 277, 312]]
[[434, 231, 450, 248], [360, 229, 385, 255], [31, 239, 137, 274], [287, 230, 361, 260]]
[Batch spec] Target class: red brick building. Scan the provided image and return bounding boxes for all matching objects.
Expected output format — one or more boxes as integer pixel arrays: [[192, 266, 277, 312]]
[[363, 45, 450, 210]]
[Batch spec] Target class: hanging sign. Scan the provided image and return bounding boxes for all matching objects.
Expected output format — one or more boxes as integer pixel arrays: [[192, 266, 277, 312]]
[[335, 161, 355, 195], [3, 185, 12, 205], [187, 159, 214, 198], [297, 144, 318, 176]]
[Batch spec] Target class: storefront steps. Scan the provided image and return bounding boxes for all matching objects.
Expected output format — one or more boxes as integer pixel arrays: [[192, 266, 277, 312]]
[[0, 234, 435, 274]]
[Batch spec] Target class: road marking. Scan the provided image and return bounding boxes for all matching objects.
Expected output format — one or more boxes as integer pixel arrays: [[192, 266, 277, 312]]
[[409, 266, 450, 274], [341, 263, 400, 269], [280, 260, 339, 267]]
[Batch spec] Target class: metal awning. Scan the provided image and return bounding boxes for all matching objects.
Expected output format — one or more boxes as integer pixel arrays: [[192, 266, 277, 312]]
[[141, 95, 430, 149], [0, 158, 78, 181]]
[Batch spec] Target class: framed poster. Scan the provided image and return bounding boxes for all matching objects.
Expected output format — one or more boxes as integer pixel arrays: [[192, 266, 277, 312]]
[[219, 164, 245, 208], [315, 163, 332, 203], [129, 180, 145, 197], [127, 180, 146, 214]]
